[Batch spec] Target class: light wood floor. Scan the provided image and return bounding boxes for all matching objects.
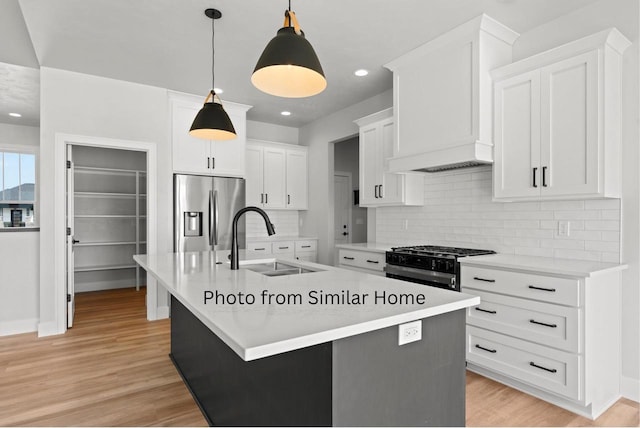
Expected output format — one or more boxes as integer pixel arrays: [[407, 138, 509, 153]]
[[0, 288, 637, 427]]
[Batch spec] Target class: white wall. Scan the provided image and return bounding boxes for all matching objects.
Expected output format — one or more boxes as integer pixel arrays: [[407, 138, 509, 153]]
[[38, 68, 172, 333], [247, 120, 299, 145], [299, 89, 392, 264], [0, 122, 40, 334]]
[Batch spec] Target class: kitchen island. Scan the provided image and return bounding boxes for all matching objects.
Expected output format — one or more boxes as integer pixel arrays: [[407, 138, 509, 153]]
[[134, 252, 480, 427]]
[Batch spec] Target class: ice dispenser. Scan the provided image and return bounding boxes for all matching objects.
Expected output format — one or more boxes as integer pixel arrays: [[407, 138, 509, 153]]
[[184, 212, 203, 237]]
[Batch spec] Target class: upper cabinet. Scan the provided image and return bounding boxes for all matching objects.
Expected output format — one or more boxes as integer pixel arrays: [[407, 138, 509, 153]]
[[246, 140, 308, 210], [492, 29, 631, 201], [384, 15, 519, 172], [355, 108, 424, 207], [170, 92, 251, 178]]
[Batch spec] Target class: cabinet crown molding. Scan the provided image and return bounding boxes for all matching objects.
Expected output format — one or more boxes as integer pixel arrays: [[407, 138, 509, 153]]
[[491, 28, 632, 81], [353, 108, 393, 127], [384, 14, 519, 71]]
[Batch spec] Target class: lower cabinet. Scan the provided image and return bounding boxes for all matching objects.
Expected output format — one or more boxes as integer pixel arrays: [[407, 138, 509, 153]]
[[246, 238, 317, 263], [337, 248, 386, 276], [460, 259, 624, 419]]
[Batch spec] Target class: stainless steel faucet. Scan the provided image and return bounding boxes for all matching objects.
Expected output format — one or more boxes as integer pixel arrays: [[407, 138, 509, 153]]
[[230, 206, 275, 270]]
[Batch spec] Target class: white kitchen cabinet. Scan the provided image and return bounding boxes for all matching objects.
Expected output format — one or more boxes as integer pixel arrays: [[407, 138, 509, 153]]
[[246, 238, 317, 263], [170, 92, 251, 178], [337, 247, 386, 276], [355, 109, 423, 207], [384, 15, 518, 172], [246, 140, 308, 210], [493, 29, 631, 201], [460, 255, 626, 419]]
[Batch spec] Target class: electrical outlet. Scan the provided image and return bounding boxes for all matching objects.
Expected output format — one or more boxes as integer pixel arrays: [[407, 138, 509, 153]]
[[398, 320, 422, 345], [558, 220, 570, 237]]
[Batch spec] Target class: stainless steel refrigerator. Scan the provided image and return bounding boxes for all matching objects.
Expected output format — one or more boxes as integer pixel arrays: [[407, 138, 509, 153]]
[[174, 174, 245, 262]]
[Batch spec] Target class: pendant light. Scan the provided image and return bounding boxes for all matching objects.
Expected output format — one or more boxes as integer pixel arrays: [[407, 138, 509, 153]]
[[189, 8, 236, 140], [251, 0, 326, 98]]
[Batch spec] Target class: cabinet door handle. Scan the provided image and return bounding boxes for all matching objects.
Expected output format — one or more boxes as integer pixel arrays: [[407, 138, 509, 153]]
[[529, 319, 557, 328], [366, 260, 379, 264], [287, 195, 291, 205], [207, 157, 210, 169], [343, 256, 355, 260], [379, 184, 383, 198], [528, 285, 556, 292], [255, 248, 266, 251], [542, 166, 547, 187], [532, 167, 538, 188], [473, 277, 496, 283], [211, 157, 215, 169], [260, 193, 264, 204], [475, 344, 497, 354], [265, 194, 268, 204], [278, 246, 289, 250], [301, 245, 311, 248], [529, 361, 557, 373], [374, 185, 379, 198], [475, 307, 497, 314]]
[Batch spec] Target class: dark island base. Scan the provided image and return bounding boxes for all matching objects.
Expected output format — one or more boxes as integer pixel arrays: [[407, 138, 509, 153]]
[[170, 296, 466, 427]]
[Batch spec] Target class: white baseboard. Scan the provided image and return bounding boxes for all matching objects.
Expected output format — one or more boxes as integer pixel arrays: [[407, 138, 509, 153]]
[[37, 320, 63, 337], [156, 305, 170, 319], [0, 318, 38, 336], [621, 376, 640, 402]]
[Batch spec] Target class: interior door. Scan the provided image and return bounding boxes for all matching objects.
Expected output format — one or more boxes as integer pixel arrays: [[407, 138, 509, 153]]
[[66, 145, 75, 328], [334, 174, 351, 246]]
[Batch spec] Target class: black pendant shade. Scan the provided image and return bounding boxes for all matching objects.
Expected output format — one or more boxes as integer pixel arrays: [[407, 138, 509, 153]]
[[189, 9, 237, 140], [252, 10, 326, 98], [190, 91, 236, 140]]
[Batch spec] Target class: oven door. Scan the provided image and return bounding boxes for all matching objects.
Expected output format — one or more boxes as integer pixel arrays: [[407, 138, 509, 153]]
[[384, 264, 458, 291]]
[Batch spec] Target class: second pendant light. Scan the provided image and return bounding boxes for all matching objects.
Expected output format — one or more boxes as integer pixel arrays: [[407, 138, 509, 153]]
[[252, 1, 326, 98]]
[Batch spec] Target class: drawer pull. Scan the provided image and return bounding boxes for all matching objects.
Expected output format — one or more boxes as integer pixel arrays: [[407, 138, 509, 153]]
[[255, 248, 266, 251], [473, 277, 496, 283], [529, 361, 557, 373], [278, 246, 289, 250], [475, 344, 497, 354], [366, 260, 380, 264], [528, 285, 556, 292], [475, 307, 497, 314], [301, 245, 311, 248], [343, 256, 355, 260], [529, 319, 557, 328]]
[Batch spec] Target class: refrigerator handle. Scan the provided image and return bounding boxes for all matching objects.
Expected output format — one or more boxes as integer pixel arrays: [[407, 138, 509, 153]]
[[213, 190, 219, 246], [208, 190, 214, 247]]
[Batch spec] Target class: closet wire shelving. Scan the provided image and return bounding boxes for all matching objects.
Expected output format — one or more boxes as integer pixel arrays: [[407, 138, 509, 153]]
[[73, 166, 146, 290]]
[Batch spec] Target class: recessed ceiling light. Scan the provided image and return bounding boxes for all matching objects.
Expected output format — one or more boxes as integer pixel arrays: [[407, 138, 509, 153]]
[[9, 113, 22, 118], [354, 69, 369, 77], [214, 87, 224, 94], [281, 111, 292, 116]]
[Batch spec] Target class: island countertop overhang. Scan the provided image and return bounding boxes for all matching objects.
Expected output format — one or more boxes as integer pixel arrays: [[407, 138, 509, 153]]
[[134, 251, 480, 361]]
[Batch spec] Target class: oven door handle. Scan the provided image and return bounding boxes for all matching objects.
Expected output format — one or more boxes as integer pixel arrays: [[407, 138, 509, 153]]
[[384, 264, 456, 286]]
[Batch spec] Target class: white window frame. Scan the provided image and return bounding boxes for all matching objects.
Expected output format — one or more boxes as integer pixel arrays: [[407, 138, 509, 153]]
[[0, 144, 39, 226]]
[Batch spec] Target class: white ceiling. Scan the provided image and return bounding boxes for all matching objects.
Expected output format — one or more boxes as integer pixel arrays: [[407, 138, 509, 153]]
[[2, 0, 603, 128]]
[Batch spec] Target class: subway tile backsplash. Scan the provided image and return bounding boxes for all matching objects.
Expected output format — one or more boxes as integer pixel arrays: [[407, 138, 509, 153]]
[[376, 166, 621, 263], [246, 210, 299, 239]]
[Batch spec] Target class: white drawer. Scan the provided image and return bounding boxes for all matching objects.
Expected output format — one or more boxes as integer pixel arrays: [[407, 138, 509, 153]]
[[461, 266, 580, 306], [463, 289, 580, 353], [338, 249, 385, 272], [467, 325, 581, 401], [295, 240, 317, 252], [272, 241, 295, 254], [247, 242, 272, 253]]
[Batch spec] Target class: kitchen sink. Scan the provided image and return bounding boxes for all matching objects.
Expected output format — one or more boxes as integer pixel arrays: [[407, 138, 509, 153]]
[[242, 261, 323, 277]]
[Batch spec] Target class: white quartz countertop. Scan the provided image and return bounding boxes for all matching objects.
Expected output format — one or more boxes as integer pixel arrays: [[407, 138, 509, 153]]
[[335, 242, 394, 253], [459, 254, 627, 278], [135, 252, 479, 361]]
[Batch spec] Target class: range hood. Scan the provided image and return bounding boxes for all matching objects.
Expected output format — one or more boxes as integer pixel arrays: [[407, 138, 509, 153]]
[[387, 140, 494, 173], [384, 14, 518, 174]]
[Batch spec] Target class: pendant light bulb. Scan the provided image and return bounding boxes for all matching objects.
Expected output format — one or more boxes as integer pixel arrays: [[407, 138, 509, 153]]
[[190, 8, 237, 140], [252, 5, 326, 98]]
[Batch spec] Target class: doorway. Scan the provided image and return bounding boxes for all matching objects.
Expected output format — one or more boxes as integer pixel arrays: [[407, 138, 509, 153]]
[[51, 133, 158, 336], [334, 173, 352, 246], [66, 145, 147, 328]]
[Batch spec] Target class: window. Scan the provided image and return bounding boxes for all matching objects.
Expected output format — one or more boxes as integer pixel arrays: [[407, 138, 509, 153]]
[[0, 150, 37, 227]]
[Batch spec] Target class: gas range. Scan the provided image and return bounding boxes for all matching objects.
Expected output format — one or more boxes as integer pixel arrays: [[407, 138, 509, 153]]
[[385, 245, 495, 292]]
